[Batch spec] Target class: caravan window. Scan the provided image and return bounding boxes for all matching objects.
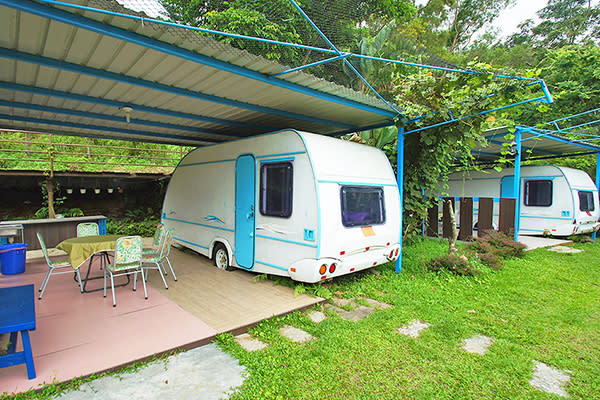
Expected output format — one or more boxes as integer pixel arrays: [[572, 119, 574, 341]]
[[578, 191, 595, 212], [340, 186, 385, 227], [260, 162, 293, 218], [524, 180, 552, 207]]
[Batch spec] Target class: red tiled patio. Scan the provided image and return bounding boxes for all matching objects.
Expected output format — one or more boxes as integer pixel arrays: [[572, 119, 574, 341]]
[[0, 245, 322, 395]]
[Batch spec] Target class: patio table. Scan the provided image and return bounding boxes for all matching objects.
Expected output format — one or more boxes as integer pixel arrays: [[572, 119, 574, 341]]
[[0, 284, 36, 379], [56, 234, 128, 293]]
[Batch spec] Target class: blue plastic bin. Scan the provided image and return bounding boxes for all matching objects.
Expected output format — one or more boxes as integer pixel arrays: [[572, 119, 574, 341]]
[[0, 243, 28, 275]]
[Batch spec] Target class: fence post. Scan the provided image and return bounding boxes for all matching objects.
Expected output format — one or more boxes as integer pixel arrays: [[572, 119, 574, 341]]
[[458, 197, 473, 241]]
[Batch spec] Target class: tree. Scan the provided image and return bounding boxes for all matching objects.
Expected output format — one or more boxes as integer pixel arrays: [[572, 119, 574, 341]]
[[411, 0, 513, 52], [506, 0, 600, 48]]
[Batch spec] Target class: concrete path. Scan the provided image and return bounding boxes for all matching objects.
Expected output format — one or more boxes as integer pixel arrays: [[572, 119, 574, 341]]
[[57, 344, 246, 400], [517, 235, 572, 250]]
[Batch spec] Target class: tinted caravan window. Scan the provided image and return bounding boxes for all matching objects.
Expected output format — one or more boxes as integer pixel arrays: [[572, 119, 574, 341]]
[[340, 186, 385, 227], [578, 191, 595, 212], [260, 162, 293, 217], [524, 180, 552, 207]]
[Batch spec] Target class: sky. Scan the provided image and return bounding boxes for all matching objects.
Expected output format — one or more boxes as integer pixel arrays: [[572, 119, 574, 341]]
[[488, 0, 548, 38]]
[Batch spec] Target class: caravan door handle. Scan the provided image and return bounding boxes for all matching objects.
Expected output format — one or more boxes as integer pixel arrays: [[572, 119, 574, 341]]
[[246, 212, 254, 219]]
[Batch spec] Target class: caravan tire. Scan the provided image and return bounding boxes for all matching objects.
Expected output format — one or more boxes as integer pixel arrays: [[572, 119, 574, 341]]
[[213, 244, 233, 271]]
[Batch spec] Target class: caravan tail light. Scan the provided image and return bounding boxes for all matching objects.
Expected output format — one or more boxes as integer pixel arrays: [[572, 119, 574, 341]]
[[389, 250, 394, 258], [395, 249, 399, 257], [319, 264, 327, 275], [329, 263, 336, 273]]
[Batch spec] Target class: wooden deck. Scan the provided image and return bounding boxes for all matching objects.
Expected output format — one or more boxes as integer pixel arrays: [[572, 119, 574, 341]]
[[0, 245, 322, 395], [144, 246, 321, 333]]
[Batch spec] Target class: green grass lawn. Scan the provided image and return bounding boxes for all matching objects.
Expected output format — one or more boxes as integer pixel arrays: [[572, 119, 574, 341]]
[[217, 238, 600, 400]]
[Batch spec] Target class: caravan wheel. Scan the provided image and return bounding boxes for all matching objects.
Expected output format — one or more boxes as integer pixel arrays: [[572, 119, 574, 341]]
[[213, 244, 232, 271]]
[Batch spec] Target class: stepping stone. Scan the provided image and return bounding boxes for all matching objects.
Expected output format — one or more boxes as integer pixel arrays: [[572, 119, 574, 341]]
[[332, 298, 357, 308], [307, 310, 327, 323], [362, 298, 391, 309], [548, 246, 583, 254], [396, 320, 430, 338], [530, 361, 571, 397], [324, 304, 375, 321], [58, 343, 245, 399], [235, 333, 268, 352], [461, 335, 495, 355], [279, 325, 315, 344]]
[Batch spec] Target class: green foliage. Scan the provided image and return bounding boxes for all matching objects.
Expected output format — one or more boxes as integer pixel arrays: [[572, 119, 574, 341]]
[[106, 207, 160, 237], [388, 61, 538, 235], [0, 132, 190, 175], [107, 218, 160, 237]]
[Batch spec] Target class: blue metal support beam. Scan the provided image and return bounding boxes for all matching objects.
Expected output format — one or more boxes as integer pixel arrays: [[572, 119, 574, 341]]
[[0, 48, 356, 130], [271, 53, 352, 77], [513, 128, 522, 242], [486, 138, 560, 156], [544, 107, 600, 126], [0, 81, 263, 135], [396, 126, 405, 273], [527, 128, 600, 152], [0, 114, 211, 145], [2, 0, 397, 119], [595, 152, 600, 242], [0, 100, 224, 141], [404, 96, 548, 135]]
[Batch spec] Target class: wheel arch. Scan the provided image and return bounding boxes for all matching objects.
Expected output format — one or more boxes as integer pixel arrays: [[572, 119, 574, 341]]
[[209, 237, 233, 266]]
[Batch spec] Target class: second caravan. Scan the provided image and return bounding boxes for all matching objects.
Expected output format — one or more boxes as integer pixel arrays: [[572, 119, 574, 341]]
[[446, 165, 600, 236], [162, 129, 401, 283]]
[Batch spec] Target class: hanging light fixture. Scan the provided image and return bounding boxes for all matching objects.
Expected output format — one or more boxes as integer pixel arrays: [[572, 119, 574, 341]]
[[66, 188, 73, 194], [107, 188, 114, 194], [121, 106, 133, 123], [80, 188, 86, 194]]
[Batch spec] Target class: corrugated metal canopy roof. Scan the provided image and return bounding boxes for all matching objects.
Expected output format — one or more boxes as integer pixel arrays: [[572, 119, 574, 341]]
[[0, 0, 399, 146], [474, 126, 600, 162]]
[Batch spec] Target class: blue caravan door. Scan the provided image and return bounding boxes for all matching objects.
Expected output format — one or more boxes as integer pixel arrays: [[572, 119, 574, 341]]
[[235, 154, 256, 269], [500, 175, 515, 198]]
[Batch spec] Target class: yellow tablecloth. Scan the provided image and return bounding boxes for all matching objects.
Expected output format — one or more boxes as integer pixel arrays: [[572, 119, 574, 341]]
[[56, 234, 123, 269]]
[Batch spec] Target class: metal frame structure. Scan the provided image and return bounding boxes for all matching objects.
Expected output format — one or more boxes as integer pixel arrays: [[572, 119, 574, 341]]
[[476, 109, 600, 242], [0, 0, 558, 275]]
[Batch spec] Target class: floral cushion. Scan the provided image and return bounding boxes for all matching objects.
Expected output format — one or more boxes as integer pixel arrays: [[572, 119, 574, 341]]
[[77, 223, 99, 237], [111, 236, 142, 272]]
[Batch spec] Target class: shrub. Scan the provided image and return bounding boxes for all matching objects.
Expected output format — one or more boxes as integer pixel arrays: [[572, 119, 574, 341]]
[[477, 252, 502, 270], [427, 254, 480, 276], [467, 230, 526, 259]]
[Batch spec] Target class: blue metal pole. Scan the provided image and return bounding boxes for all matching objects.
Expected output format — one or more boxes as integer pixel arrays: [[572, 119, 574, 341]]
[[594, 153, 600, 242], [513, 128, 523, 242], [396, 126, 405, 273]]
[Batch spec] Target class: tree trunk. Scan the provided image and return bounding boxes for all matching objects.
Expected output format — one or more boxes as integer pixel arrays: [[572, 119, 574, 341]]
[[46, 179, 56, 219], [447, 198, 458, 254]]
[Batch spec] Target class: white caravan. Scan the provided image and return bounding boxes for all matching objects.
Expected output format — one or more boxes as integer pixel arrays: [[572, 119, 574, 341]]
[[162, 129, 401, 283], [446, 165, 600, 236]]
